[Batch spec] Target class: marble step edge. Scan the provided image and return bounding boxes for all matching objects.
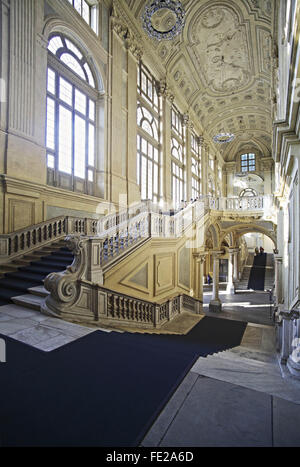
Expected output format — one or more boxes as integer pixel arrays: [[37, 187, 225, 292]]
[[27, 286, 49, 297], [212, 348, 277, 366], [12, 294, 45, 312], [203, 352, 280, 373]]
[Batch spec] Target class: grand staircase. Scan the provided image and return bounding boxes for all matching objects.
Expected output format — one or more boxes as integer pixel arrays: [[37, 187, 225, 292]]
[[0, 240, 74, 311]]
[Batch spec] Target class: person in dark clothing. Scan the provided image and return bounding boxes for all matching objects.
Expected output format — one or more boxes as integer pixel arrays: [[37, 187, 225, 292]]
[[259, 246, 264, 255], [207, 273, 212, 285]]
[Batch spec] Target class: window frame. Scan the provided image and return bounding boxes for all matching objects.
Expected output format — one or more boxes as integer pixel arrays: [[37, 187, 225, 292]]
[[240, 153, 256, 173], [46, 34, 98, 194], [137, 62, 161, 203], [171, 105, 186, 208], [191, 132, 201, 199], [66, 0, 99, 34]]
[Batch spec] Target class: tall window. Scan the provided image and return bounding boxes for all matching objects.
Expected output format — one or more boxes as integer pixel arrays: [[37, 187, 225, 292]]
[[171, 106, 185, 208], [191, 133, 201, 199], [137, 63, 161, 202], [67, 0, 98, 34], [46, 34, 97, 194], [241, 153, 256, 172]]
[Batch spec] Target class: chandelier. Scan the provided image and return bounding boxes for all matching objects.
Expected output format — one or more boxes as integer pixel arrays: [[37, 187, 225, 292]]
[[213, 132, 235, 144], [141, 0, 186, 41]]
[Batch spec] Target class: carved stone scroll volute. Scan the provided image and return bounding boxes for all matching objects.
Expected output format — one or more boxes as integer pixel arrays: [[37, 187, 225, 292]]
[[42, 236, 89, 316]]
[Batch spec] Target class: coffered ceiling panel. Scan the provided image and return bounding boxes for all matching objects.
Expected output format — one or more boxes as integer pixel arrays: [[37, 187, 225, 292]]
[[118, 0, 274, 161]]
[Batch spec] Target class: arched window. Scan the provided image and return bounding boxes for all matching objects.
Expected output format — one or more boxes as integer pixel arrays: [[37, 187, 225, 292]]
[[240, 153, 256, 172], [46, 34, 97, 194], [240, 188, 257, 197]]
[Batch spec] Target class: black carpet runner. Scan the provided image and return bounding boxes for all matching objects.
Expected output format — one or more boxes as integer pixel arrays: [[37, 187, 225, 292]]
[[248, 253, 267, 291], [0, 317, 246, 447], [0, 248, 73, 307]]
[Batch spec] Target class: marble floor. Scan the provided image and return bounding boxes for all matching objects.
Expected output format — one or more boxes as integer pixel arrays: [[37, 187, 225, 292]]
[[0, 303, 101, 351], [141, 321, 300, 447], [203, 287, 274, 326], [1, 283, 300, 447]]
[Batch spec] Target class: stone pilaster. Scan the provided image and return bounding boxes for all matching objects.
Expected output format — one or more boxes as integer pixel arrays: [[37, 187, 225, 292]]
[[161, 87, 173, 206], [183, 114, 192, 201]]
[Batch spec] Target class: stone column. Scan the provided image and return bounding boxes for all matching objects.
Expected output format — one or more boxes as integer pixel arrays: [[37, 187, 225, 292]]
[[287, 313, 300, 379], [274, 255, 283, 304], [209, 251, 222, 312], [233, 248, 240, 282], [280, 317, 292, 364], [226, 249, 235, 294], [194, 253, 206, 301]]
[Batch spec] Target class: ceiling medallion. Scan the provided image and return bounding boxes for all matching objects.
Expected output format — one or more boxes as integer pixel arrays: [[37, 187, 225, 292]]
[[213, 132, 235, 144], [141, 0, 186, 41]]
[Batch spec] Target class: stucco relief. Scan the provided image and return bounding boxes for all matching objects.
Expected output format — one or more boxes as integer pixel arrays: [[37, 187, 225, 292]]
[[189, 6, 252, 93]]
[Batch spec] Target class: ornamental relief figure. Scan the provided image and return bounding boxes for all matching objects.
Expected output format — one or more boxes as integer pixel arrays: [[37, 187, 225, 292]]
[[189, 6, 252, 94]]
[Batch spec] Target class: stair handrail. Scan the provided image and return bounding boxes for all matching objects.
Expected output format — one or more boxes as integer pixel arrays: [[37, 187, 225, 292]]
[[0, 215, 98, 263]]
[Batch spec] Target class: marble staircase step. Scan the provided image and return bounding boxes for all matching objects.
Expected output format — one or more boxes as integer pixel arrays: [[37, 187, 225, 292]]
[[211, 349, 277, 370], [12, 294, 45, 311], [27, 286, 49, 298]]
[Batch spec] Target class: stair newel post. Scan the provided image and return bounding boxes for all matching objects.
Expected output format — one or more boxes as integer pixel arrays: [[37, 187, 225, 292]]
[[87, 237, 104, 285]]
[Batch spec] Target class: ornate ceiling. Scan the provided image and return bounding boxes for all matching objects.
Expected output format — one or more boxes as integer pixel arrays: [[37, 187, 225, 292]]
[[115, 0, 274, 162]]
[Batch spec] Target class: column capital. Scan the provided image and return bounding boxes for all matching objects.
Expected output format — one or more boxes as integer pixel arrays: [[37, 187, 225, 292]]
[[193, 252, 207, 263], [280, 309, 300, 321], [229, 247, 240, 254], [212, 250, 223, 258], [182, 113, 189, 127], [198, 135, 204, 147]]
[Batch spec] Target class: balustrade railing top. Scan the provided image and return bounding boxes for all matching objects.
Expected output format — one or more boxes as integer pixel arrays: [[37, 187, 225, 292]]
[[0, 195, 273, 264]]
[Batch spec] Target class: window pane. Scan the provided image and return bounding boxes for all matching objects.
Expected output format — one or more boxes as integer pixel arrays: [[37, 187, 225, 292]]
[[89, 100, 95, 121], [88, 124, 95, 166], [141, 156, 147, 199], [141, 119, 153, 137], [74, 0, 82, 15], [148, 160, 153, 199], [47, 68, 55, 94], [46, 97, 55, 150], [75, 88, 86, 114], [47, 153, 55, 169], [74, 115, 86, 178], [82, 1, 90, 23], [65, 39, 83, 60], [88, 169, 94, 182], [153, 164, 158, 193], [48, 36, 63, 54], [60, 53, 86, 81], [142, 138, 147, 154], [58, 105, 72, 174], [59, 77, 72, 105], [83, 63, 95, 88]]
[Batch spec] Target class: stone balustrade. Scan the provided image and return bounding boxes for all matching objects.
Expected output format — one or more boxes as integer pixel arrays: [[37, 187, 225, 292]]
[[0, 215, 98, 264]]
